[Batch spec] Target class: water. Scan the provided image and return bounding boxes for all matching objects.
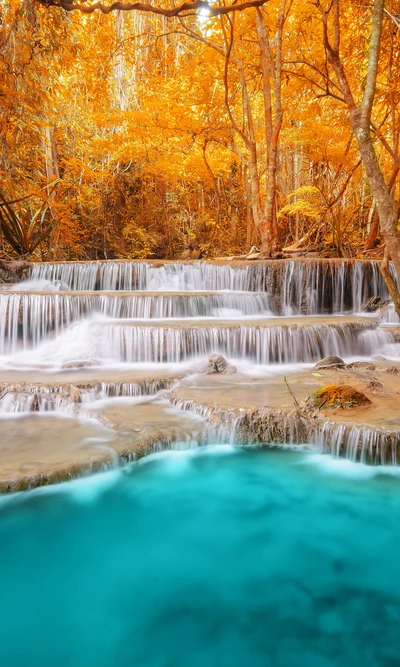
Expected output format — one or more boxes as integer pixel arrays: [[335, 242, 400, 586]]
[[29, 259, 391, 312], [1, 445, 400, 667]]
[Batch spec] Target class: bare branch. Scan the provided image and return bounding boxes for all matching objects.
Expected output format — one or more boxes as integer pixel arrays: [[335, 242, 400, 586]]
[[35, 0, 268, 17]]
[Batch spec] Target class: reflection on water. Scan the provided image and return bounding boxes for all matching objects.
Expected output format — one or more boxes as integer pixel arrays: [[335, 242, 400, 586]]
[[1, 446, 400, 667]]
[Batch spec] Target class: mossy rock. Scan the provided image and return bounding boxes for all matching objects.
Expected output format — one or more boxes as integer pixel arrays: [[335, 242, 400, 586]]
[[309, 384, 371, 410]]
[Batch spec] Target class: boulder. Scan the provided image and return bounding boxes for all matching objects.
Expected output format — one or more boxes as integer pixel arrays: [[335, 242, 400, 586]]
[[206, 354, 236, 375], [314, 356, 345, 369], [309, 384, 371, 410]]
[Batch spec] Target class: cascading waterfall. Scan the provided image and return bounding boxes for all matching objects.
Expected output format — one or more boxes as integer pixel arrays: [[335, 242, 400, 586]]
[[0, 379, 173, 413], [172, 401, 400, 465], [0, 291, 273, 346], [1, 258, 399, 466], [3, 319, 388, 364], [28, 259, 396, 313]]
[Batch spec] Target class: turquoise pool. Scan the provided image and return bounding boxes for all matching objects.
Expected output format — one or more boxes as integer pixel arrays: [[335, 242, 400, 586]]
[[0, 445, 400, 667]]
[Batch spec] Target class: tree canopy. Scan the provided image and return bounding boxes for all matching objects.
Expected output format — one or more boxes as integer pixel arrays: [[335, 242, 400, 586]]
[[0, 0, 399, 261]]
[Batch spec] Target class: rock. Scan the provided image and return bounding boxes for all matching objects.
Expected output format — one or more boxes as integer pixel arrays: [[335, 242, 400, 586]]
[[346, 361, 376, 371], [62, 360, 97, 369], [206, 354, 236, 375], [31, 394, 40, 412], [309, 384, 371, 410], [363, 295, 390, 312], [0, 259, 31, 284], [314, 356, 345, 369], [372, 355, 387, 361], [69, 387, 81, 402], [387, 367, 400, 375]]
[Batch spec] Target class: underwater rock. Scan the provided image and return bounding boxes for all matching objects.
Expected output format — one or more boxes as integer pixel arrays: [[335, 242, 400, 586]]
[[309, 384, 371, 410], [314, 355, 345, 369], [346, 361, 376, 371], [206, 354, 236, 375], [61, 360, 97, 369]]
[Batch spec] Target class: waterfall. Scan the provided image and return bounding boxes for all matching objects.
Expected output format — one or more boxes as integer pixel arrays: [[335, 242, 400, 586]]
[[28, 259, 394, 313], [1, 257, 399, 469], [0, 292, 274, 346], [312, 421, 400, 465], [0, 379, 173, 413], [3, 319, 387, 364]]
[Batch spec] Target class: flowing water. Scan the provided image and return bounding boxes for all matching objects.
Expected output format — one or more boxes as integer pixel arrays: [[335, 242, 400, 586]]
[[0, 259, 399, 457], [1, 446, 400, 667]]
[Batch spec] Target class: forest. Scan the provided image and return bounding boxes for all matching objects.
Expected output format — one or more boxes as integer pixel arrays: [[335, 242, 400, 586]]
[[1, 0, 399, 269]]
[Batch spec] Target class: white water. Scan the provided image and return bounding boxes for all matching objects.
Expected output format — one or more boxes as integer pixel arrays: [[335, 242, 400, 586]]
[[29, 259, 393, 311], [1, 260, 399, 369]]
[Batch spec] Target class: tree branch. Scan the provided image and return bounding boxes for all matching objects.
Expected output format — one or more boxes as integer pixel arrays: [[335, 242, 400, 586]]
[[35, 0, 268, 16]]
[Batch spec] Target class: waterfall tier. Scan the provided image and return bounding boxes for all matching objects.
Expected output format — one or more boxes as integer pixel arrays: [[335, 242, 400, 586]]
[[27, 259, 396, 314], [1, 318, 391, 364], [0, 291, 273, 344]]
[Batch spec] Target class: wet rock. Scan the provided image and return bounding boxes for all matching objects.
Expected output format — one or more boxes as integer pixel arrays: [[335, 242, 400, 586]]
[[363, 295, 390, 312], [372, 355, 387, 361], [61, 360, 97, 369], [69, 387, 81, 402], [31, 394, 40, 412], [206, 354, 236, 375], [314, 356, 345, 369], [0, 259, 31, 284], [309, 384, 371, 410], [346, 361, 376, 371]]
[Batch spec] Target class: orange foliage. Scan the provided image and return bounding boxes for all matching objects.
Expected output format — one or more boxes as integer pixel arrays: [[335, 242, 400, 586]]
[[0, 0, 399, 259]]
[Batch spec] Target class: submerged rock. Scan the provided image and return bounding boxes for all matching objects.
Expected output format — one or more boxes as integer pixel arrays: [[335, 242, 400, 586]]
[[309, 384, 371, 410], [61, 360, 97, 369], [346, 361, 376, 371], [206, 354, 236, 375], [314, 355, 345, 369]]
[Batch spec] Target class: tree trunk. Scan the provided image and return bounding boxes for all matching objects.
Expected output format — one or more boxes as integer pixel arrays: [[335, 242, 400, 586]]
[[364, 206, 379, 251], [381, 248, 400, 317], [320, 0, 400, 316], [351, 109, 400, 296]]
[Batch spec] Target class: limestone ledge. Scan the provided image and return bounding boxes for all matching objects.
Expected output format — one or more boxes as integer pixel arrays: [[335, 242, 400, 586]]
[[1, 359, 400, 493]]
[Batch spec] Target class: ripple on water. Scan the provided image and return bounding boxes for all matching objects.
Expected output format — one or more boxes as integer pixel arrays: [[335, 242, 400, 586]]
[[0, 446, 400, 667]]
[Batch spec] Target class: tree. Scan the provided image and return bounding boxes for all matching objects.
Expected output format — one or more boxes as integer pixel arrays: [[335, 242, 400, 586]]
[[315, 0, 400, 313]]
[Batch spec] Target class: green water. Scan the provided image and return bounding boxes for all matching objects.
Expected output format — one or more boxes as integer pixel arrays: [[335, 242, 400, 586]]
[[1, 445, 400, 667]]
